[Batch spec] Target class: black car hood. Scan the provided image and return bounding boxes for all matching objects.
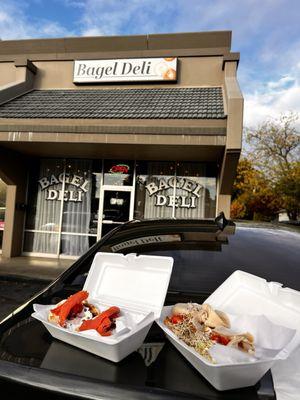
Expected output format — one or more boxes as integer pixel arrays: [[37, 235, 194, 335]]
[[0, 220, 290, 399]]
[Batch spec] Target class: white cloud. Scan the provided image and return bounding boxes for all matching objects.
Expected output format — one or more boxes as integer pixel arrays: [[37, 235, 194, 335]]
[[267, 76, 295, 90], [77, 0, 179, 36], [244, 67, 300, 127], [39, 21, 73, 37], [63, 0, 85, 7], [81, 26, 104, 37], [0, 8, 32, 39], [0, 1, 74, 39]]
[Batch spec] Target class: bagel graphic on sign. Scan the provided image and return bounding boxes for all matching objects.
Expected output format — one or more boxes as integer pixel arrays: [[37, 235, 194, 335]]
[[155, 59, 177, 80]]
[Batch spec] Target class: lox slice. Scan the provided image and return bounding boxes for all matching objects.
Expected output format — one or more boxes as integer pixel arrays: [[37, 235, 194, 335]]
[[78, 306, 120, 336], [50, 290, 89, 327]]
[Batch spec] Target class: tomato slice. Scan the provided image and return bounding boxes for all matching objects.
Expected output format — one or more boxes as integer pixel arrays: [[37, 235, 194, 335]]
[[220, 336, 230, 346], [210, 332, 230, 346], [170, 315, 184, 324]]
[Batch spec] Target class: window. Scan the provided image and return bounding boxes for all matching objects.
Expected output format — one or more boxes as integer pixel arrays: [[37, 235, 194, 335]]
[[60, 159, 101, 256], [23, 159, 101, 256], [135, 162, 174, 219], [134, 162, 216, 219], [103, 160, 134, 186], [23, 159, 217, 258]]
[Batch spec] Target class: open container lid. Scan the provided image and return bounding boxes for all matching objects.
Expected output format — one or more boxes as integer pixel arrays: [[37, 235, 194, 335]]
[[83, 252, 173, 318], [206, 270, 300, 329], [206, 270, 300, 398]]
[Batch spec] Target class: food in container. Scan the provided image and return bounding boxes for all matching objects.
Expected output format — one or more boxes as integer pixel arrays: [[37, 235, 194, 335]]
[[164, 302, 255, 363], [48, 290, 120, 336], [157, 271, 300, 391], [32, 252, 173, 362]]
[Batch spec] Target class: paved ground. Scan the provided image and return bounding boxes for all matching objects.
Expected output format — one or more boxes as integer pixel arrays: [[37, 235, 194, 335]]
[[0, 256, 73, 282], [0, 256, 74, 321], [0, 278, 46, 320]]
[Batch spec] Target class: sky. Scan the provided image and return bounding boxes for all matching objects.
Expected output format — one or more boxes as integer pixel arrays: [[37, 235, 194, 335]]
[[0, 0, 299, 127]]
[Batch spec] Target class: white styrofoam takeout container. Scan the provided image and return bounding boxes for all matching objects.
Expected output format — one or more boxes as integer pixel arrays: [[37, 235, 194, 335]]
[[157, 270, 300, 391], [32, 252, 173, 362]]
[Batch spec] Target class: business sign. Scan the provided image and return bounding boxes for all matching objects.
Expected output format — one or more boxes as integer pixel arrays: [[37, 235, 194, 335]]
[[73, 57, 177, 83], [38, 173, 89, 203], [145, 177, 204, 209]]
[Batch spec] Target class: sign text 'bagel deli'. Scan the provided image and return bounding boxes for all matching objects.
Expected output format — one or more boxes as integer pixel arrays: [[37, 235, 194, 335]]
[[73, 58, 177, 83]]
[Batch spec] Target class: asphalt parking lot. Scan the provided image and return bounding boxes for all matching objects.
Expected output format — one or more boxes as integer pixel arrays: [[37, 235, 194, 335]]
[[0, 279, 46, 320]]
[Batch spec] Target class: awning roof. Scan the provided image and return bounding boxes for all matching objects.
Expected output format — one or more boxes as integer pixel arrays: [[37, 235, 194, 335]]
[[0, 87, 225, 120]]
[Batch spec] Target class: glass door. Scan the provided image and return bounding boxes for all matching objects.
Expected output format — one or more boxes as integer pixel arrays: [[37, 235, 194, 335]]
[[98, 188, 134, 237], [98, 160, 135, 237]]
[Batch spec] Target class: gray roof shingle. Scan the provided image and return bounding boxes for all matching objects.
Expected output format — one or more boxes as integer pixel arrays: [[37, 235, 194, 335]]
[[0, 87, 225, 120]]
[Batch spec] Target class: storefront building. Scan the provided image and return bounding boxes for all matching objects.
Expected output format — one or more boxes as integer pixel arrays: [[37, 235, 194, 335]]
[[0, 31, 243, 259]]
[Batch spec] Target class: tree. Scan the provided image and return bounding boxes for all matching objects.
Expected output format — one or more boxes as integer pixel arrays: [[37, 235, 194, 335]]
[[231, 158, 281, 220], [245, 113, 300, 178], [0, 179, 7, 208], [230, 199, 246, 219], [275, 162, 300, 220], [243, 113, 300, 220]]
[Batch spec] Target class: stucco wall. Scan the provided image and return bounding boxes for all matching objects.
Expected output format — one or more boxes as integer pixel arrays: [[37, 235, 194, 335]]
[[0, 63, 15, 86], [0, 56, 224, 89], [31, 56, 224, 89]]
